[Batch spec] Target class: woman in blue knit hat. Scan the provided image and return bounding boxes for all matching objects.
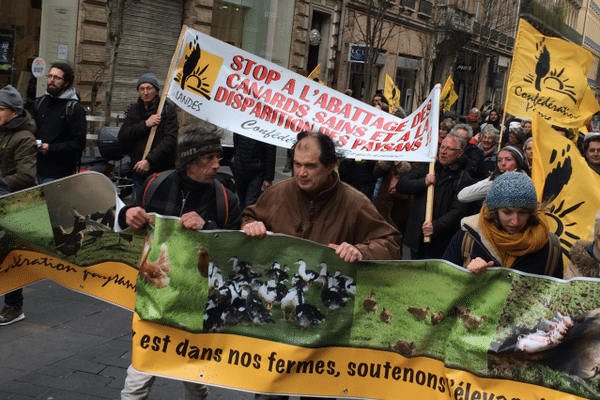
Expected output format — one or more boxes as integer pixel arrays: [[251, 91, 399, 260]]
[[442, 172, 563, 278]]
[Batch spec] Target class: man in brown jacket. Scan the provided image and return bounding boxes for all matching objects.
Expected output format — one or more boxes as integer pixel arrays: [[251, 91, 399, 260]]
[[242, 131, 400, 263], [242, 132, 400, 400]]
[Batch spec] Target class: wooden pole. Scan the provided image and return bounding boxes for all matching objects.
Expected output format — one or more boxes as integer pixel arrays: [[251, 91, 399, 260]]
[[142, 24, 188, 160], [423, 162, 435, 243]]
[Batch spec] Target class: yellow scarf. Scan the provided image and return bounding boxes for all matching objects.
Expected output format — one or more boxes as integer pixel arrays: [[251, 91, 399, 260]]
[[479, 205, 549, 269]]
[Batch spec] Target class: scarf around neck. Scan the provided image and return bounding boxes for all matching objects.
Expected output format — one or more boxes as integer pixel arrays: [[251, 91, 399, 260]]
[[479, 205, 549, 269]]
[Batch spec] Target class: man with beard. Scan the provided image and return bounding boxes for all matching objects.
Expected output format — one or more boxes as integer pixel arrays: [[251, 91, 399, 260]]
[[31, 62, 86, 183], [118, 73, 178, 199]]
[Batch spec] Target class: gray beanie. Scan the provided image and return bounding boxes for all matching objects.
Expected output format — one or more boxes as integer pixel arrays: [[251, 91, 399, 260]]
[[137, 73, 160, 91], [0, 85, 24, 114], [485, 171, 538, 210]]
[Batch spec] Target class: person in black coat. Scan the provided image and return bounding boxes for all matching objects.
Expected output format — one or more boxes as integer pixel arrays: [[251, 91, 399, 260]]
[[119, 124, 240, 400], [395, 133, 475, 259], [231, 133, 276, 208], [31, 62, 86, 183], [118, 73, 178, 199]]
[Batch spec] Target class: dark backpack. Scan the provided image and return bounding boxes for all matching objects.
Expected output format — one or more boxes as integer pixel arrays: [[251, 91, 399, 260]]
[[141, 169, 230, 228]]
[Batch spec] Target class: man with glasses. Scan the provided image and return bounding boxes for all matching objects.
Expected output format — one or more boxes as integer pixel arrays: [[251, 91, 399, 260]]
[[118, 73, 178, 199], [31, 62, 87, 184], [394, 133, 475, 259]]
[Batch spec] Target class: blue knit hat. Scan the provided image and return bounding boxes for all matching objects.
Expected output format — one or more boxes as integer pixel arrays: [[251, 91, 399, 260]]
[[137, 73, 160, 91], [485, 171, 538, 210]]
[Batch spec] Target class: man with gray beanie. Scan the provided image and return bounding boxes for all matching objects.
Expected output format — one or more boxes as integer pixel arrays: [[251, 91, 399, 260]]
[[118, 72, 178, 199], [31, 62, 86, 183], [0, 84, 37, 325], [118, 123, 240, 400]]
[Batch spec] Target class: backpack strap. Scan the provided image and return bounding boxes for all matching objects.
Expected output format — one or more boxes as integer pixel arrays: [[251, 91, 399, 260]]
[[214, 179, 229, 228], [545, 232, 562, 277], [141, 170, 176, 207], [142, 169, 229, 228], [461, 232, 475, 268]]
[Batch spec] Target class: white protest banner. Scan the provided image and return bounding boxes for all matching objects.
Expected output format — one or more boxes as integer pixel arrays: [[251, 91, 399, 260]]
[[167, 26, 439, 162]]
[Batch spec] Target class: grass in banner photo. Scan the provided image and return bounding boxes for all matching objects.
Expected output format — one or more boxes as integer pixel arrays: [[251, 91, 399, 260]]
[[135, 216, 356, 347], [352, 261, 512, 375], [0, 188, 53, 259], [488, 275, 600, 398], [0, 173, 143, 268]]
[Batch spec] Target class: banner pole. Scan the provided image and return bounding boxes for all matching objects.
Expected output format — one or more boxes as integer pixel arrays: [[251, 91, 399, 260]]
[[423, 162, 435, 243], [142, 24, 188, 160]]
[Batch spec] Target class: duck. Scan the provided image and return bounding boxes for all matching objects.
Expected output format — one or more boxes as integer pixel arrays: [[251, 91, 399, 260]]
[[363, 291, 378, 314], [380, 308, 392, 323], [258, 279, 287, 309], [459, 313, 487, 331], [296, 259, 318, 286], [139, 242, 171, 289], [431, 311, 445, 325], [389, 340, 415, 357], [315, 262, 330, 287], [203, 294, 226, 333], [407, 306, 430, 321], [245, 292, 275, 326], [208, 263, 224, 294], [293, 288, 326, 330], [321, 275, 350, 314], [280, 278, 307, 321], [197, 246, 210, 277], [333, 271, 356, 295], [264, 262, 289, 282]]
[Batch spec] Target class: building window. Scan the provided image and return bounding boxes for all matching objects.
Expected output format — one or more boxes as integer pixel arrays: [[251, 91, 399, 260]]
[[211, 0, 295, 67]]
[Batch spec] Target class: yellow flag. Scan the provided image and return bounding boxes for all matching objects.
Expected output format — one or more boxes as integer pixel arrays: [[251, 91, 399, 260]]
[[307, 64, 323, 84], [440, 76, 458, 112], [384, 74, 401, 112], [531, 113, 600, 267], [505, 19, 600, 128]]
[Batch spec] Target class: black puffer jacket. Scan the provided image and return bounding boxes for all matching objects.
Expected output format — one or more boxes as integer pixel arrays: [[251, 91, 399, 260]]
[[118, 97, 178, 174], [231, 134, 276, 181], [395, 156, 475, 258]]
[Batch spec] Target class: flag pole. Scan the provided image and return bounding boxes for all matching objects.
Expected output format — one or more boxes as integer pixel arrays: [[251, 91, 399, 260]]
[[142, 24, 188, 160], [423, 162, 435, 243]]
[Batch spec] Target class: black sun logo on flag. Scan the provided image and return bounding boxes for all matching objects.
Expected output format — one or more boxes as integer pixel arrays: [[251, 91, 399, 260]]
[[541, 143, 585, 261], [174, 36, 223, 101], [523, 38, 577, 103]]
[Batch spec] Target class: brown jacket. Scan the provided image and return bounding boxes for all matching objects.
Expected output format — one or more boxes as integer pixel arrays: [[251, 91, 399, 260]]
[[242, 172, 401, 260], [565, 240, 600, 279], [0, 111, 37, 191]]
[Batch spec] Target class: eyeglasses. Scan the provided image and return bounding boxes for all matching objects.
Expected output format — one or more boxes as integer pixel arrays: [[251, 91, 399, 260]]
[[47, 74, 64, 81], [138, 87, 156, 93], [439, 146, 461, 152]]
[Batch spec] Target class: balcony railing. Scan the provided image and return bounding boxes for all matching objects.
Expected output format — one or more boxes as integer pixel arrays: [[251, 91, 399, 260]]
[[520, 0, 582, 45], [435, 4, 475, 34]]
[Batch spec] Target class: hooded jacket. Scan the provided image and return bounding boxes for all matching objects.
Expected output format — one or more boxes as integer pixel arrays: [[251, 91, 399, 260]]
[[0, 110, 37, 191], [32, 87, 87, 178]]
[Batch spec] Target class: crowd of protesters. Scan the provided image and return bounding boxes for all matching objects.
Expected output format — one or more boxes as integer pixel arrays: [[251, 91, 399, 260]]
[[2, 68, 600, 400]]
